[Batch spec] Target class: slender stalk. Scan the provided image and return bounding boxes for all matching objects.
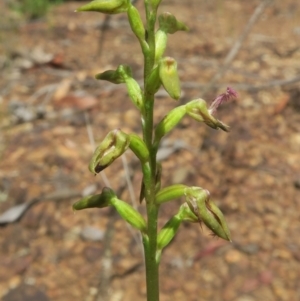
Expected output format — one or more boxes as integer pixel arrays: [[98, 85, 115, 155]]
[[143, 204, 159, 301], [142, 1, 160, 300]]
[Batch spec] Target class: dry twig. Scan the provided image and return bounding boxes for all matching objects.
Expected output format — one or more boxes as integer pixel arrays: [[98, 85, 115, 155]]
[[203, 0, 274, 95]]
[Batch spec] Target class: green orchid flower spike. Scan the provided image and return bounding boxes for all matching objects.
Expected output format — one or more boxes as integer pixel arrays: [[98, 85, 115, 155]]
[[74, 1, 237, 300]]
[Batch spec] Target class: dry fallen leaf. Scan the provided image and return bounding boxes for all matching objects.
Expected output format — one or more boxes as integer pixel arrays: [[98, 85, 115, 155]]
[[0, 201, 37, 225]]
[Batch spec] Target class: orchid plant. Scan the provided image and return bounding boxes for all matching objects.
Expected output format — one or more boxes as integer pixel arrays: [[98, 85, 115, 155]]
[[72, 1, 237, 300]]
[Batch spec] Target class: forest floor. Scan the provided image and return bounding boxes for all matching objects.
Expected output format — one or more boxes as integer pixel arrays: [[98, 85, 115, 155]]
[[1, 0, 300, 301]]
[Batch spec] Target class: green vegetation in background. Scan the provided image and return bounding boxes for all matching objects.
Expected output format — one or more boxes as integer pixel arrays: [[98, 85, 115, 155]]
[[10, 0, 64, 20]]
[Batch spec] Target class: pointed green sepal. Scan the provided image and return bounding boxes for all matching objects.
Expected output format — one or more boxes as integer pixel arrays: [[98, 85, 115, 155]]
[[157, 213, 182, 251], [76, 0, 130, 14], [95, 64, 132, 84], [128, 134, 149, 163], [185, 99, 229, 132], [89, 129, 130, 174], [95, 70, 124, 84], [185, 187, 231, 241], [155, 184, 188, 205], [158, 12, 189, 34], [110, 198, 147, 232], [154, 105, 186, 143], [72, 187, 116, 210], [159, 57, 181, 100]]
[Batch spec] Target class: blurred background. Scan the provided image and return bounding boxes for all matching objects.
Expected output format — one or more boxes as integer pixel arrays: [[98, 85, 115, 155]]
[[1, 0, 300, 300]]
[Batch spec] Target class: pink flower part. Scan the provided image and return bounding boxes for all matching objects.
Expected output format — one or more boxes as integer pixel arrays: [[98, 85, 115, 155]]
[[209, 87, 237, 114]]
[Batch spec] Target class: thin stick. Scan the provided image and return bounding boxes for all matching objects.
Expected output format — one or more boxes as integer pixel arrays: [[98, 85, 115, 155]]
[[121, 154, 137, 209], [181, 74, 300, 91], [84, 111, 111, 187], [204, 0, 274, 95], [97, 15, 111, 58], [95, 209, 116, 301], [121, 154, 144, 255], [238, 74, 300, 92]]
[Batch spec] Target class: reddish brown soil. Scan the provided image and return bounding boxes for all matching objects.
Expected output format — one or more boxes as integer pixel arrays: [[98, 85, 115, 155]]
[[1, 1, 300, 301]]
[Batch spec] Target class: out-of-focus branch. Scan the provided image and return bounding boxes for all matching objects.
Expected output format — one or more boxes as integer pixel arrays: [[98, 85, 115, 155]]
[[182, 74, 300, 92], [203, 0, 274, 95]]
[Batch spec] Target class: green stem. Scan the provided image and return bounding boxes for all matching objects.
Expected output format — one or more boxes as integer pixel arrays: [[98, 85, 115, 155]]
[[142, 1, 160, 301], [144, 204, 159, 301]]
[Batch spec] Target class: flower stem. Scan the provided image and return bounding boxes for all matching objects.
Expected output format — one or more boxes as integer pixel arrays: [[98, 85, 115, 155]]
[[142, 1, 160, 300], [143, 204, 159, 301]]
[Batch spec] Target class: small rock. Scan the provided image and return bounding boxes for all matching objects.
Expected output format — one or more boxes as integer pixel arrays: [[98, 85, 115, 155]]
[[80, 226, 105, 241], [225, 249, 243, 263], [82, 184, 98, 197]]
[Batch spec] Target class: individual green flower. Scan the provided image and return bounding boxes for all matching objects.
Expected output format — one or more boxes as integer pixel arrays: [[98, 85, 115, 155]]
[[185, 187, 231, 241], [158, 12, 189, 34], [89, 129, 130, 174], [96, 65, 144, 111], [186, 99, 229, 132], [73, 187, 116, 210], [159, 57, 181, 100]]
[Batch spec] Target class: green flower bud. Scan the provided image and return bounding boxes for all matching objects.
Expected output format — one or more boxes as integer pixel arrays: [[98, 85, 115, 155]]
[[155, 184, 188, 205], [155, 29, 167, 63], [73, 187, 116, 210], [146, 65, 161, 94], [95, 69, 124, 84], [127, 5, 145, 42], [185, 187, 231, 241], [89, 129, 130, 174], [154, 105, 186, 143], [185, 99, 229, 132], [157, 213, 182, 251], [96, 65, 143, 111], [128, 134, 149, 163], [95, 64, 132, 84], [124, 77, 144, 111], [159, 57, 181, 100], [158, 12, 189, 34], [76, 0, 130, 14], [110, 198, 147, 232]]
